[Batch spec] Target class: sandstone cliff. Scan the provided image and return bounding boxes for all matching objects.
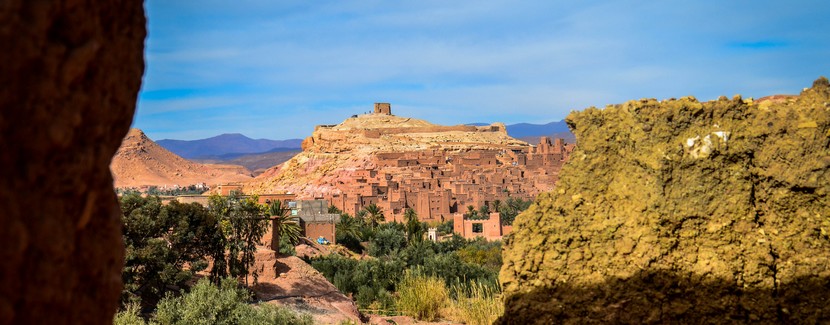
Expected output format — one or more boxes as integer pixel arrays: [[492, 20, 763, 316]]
[[111, 129, 253, 188], [499, 78, 830, 324]]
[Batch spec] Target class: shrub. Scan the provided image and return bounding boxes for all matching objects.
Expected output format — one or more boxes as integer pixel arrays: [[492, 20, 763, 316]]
[[456, 238, 503, 273], [421, 253, 497, 287], [113, 303, 145, 325], [395, 271, 449, 321], [367, 223, 407, 257], [154, 278, 311, 325]]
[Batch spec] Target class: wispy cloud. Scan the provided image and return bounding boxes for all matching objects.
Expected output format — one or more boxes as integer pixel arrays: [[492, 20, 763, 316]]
[[728, 41, 789, 50], [136, 0, 830, 140]]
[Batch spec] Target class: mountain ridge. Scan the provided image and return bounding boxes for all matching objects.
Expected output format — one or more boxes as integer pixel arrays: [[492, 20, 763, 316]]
[[157, 133, 302, 159]]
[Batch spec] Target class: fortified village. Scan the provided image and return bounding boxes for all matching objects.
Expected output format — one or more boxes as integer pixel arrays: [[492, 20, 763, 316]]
[[243, 103, 574, 240]]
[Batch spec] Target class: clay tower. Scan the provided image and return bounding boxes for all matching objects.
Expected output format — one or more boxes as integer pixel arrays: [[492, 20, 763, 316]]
[[374, 102, 392, 115]]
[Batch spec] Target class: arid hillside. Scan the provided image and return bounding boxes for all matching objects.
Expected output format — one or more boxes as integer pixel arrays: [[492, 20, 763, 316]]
[[244, 110, 530, 197], [499, 78, 830, 324], [111, 129, 253, 188]]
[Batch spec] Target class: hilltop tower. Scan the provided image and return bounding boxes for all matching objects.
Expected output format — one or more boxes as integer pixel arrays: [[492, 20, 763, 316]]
[[374, 103, 392, 115]]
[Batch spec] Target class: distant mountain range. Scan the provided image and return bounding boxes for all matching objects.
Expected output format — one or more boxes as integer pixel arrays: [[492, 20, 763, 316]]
[[505, 120, 571, 138], [155, 121, 573, 170], [157, 133, 303, 159]]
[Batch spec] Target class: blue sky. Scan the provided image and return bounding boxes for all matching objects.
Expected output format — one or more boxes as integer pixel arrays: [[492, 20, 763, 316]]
[[136, 0, 830, 140]]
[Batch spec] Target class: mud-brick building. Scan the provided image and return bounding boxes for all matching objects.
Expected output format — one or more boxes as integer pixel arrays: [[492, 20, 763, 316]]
[[453, 212, 513, 241], [292, 200, 340, 243]]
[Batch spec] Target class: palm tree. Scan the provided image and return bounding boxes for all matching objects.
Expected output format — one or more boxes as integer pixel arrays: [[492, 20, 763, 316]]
[[336, 214, 362, 241], [465, 205, 479, 220], [491, 199, 502, 214], [363, 203, 385, 229], [355, 209, 367, 222], [267, 201, 301, 253]]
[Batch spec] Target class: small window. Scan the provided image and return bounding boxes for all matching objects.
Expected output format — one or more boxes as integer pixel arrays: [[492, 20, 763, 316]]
[[472, 223, 483, 233]]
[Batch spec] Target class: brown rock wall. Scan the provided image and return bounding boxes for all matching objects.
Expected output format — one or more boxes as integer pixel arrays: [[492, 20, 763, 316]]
[[0, 1, 145, 324]]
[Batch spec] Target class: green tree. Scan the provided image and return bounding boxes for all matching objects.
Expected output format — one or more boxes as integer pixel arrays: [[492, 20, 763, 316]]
[[120, 194, 222, 307], [436, 220, 454, 236], [267, 200, 301, 253], [209, 193, 268, 286], [404, 208, 424, 243], [336, 213, 363, 241], [362, 203, 385, 229], [368, 222, 407, 257], [328, 205, 343, 214], [490, 199, 501, 214], [478, 204, 491, 217], [498, 197, 533, 226]]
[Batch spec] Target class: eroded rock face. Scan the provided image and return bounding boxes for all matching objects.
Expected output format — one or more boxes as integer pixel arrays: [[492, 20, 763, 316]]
[[0, 1, 145, 324], [499, 78, 830, 324]]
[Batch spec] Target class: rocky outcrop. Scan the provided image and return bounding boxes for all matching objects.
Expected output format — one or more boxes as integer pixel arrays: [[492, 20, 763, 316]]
[[247, 251, 362, 324], [111, 129, 253, 188], [499, 78, 830, 324], [0, 1, 145, 324]]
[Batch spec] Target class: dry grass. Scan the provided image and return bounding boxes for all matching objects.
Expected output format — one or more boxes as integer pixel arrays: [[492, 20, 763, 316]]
[[394, 271, 504, 324], [395, 271, 450, 321], [446, 281, 504, 325]]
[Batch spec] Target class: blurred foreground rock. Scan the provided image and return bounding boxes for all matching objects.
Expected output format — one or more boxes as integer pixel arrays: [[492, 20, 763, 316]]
[[0, 1, 145, 324]]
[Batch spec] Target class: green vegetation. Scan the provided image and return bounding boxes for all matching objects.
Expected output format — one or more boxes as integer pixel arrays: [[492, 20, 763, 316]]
[[335, 213, 364, 253], [119, 192, 271, 312], [462, 197, 533, 225], [114, 278, 312, 325], [207, 193, 269, 286], [266, 200, 302, 250], [362, 203, 385, 229], [496, 197, 533, 226], [446, 281, 504, 325], [312, 208, 503, 317], [456, 238, 503, 273], [436, 219, 454, 235], [395, 271, 449, 321], [117, 185, 208, 196], [121, 194, 224, 307]]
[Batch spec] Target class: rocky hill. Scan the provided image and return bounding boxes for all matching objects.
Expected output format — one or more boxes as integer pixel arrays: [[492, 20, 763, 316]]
[[244, 110, 529, 197], [111, 129, 253, 188], [498, 78, 830, 323]]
